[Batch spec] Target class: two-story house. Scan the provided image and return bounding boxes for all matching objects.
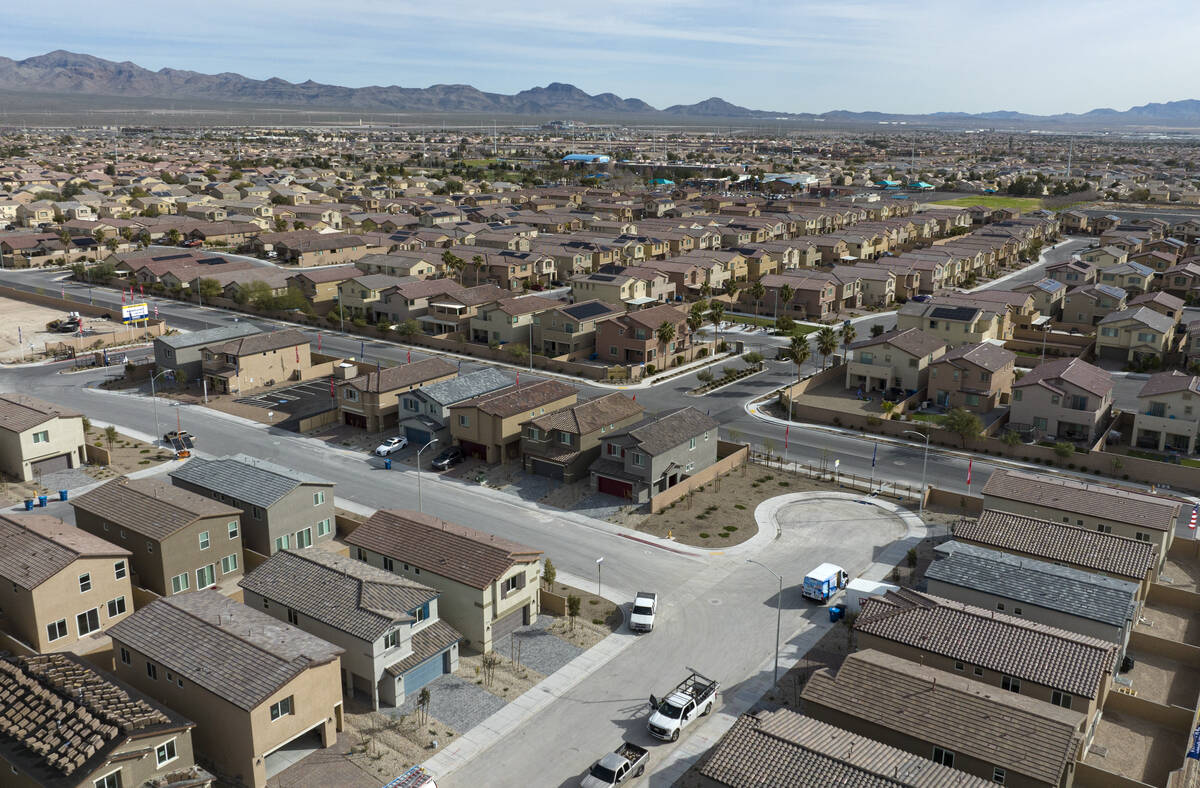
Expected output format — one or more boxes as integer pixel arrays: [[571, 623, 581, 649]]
[[284, 265, 361, 305], [1079, 245, 1127, 268], [153, 323, 261, 384], [0, 514, 132, 654], [522, 392, 644, 482], [240, 549, 462, 711], [1046, 258, 1096, 287], [0, 653, 211, 788], [397, 368, 515, 448], [1096, 261, 1154, 295], [926, 342, 1016, 412], [0, 394, 87, 482], [449, 380, 578, 464], [844, 328, 947, 395], [200, 329, 312, 395], [417, 284, 508, 336], [1062, 283, 1127, 328], [1096, 306, 1176, 364], [1014, 278, 1067, 319], [470, 295, 563, 346], [1010, 357, 1113, 443], [533, 300, 622, 359], [1132, 370, 1200, 455], [588, 406, 720, 503], [107, 591, 343, 788], [169, 454, 336, 556], [336, 357, 457, 432], [337, 274, 413, 320], [71, 477, 243, 598], [346, 510, 543, 653], [595, 303, 692, 368], [896, 302, 1004, 347]]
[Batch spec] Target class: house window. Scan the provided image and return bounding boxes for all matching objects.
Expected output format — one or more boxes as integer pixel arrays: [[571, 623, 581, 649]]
[[221, 554, 239, 574], [1001, 675, 1021, 693], [974, 666, 984, 676], [931, 747, 954, 768], [32, 430, 49, 444], [46, 619, 67, 642], [171, 573, 190, 594], [270, 696, 294, 721], [384, 630, 400, 649], [313, 491, 326, 506], [383, 556, 395, 572], [146, 661, 158, 681], [413, 603, 430, 622], [295, 528, 313, 548], [155, 738, 178, 767], [77, 572, 93, 593], [996, 602, 1005, 611], [77, 608, 100, 636], [287, 608, 299, 625], [147, 542, 154, 554], [559, 432, 572, 446], [1013, 607, 1022, 615], [317, 518, 332, 537], [1051, 691, 1072, 709], [107, 596, 127, 617], [502, 575, 520, 595], [458, 414, 470, 427], [114, 561, 126, 580], [94, 772, 122, 788], [965, 394, 980, 407], [1135, 532, 1150, 542], [252, 506, 263, 520], [689, 437, 696, 450], [1013, 390, 1022, 401], [198, 531, 211, 550], [228, 521, 239, 539], [1097, 524, 1113, 534], [274, 534, 291, 551], [120, 647, 130, 665], [992, 767, 1006, 784], [196, 564, 216, 590], [356, 547, 366, 561], [631, 452, 644, 467], [1100, 327, 1118, 337], [954, 661, 964, 671]]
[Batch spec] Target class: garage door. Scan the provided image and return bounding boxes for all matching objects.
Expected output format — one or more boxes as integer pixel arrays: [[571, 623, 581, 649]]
[[460, 440, 488, 461], [530, 458, 564, 480], [31, 453, 71, 475], [597, 475, 632, 499], [492, 604, 528, 642], [344, 412, 367, 428], [1098, 345, 1127, 361], [404, 426, 432, 445], [403, 652, 445, 695]]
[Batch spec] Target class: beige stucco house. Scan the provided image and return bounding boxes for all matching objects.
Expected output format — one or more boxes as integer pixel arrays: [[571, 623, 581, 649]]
[[0, 394, 87, 482]]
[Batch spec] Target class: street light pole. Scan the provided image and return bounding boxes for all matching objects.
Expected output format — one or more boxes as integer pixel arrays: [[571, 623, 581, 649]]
[[150, 369, 171, 446], [415, 438, 439, 513], [596, 556, 604, 597], [904, 429, 930, 516], [746, 559, 783, 686]]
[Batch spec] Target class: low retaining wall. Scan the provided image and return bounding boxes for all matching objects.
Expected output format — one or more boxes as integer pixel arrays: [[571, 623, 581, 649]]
[[1075, 761, 1157, 788], [1103, 686, 1193, 732], [539, 589, 567, 616], [84, 444, 111, 466], [45, 321, 166, 355], [1130, 629, 1200, 668], [1147, 583, 1200, 611], [297, 409, 339, 432], [925, 488, 983, 516], [650, 442, 749, 513]]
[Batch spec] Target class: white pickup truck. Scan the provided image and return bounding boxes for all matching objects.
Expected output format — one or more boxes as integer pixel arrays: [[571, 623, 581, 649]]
[[647, 671, 719, 742], [629, 591, 658, 633]]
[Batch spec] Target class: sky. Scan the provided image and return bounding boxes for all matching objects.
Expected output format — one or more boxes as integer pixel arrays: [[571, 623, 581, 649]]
[[3, 0, 1200, 115]]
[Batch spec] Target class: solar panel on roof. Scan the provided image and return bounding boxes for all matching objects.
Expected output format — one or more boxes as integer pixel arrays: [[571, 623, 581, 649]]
[[930, 306, 978, 321], [565, 302, 611, 319], [590, 274, 616, 282]]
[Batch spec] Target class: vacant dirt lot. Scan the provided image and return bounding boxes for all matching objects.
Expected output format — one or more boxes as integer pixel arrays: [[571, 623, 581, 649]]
[[342, 700, 458, 784], [0, 295, 127, 362]]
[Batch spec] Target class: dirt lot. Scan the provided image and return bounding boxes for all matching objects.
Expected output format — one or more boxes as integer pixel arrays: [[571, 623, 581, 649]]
[[459, 650, 544, 699], [544, 579, 623, 632], [0, 295, 126, 362], [342, 699, 458, 784]]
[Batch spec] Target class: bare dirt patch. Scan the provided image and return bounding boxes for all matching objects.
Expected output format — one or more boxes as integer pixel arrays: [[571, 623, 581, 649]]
[[544, 580, 622, 632], [545, 615, 610, 650], [343, 700, 458, 783], [0, 296, 129, 362], [82, 425, 176, 478], [458, 651, 544, 700]]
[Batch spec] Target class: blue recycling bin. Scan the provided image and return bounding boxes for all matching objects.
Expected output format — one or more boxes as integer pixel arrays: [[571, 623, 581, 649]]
[[23, 499, 33, 511], [59, 490, 68, 502], [37, 495, 48, 507], [828, 605, 844, 623], [384, 458, 392, 470]]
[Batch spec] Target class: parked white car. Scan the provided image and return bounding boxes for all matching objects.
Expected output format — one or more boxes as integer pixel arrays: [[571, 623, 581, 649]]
[[374, 436, 409, 456], [629, 592, 657, 633]]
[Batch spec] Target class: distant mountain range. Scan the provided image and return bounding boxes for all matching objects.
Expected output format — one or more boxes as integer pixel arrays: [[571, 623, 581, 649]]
[[4, 50, 1200, 127]]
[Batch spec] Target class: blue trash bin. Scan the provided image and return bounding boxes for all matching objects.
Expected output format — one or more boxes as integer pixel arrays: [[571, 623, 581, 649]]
[[37, 495, 48, 507], [23, 499, 34, 511], [828, 605, 843, 623], [59, 490, 68, 502], [384, 458, 392, 470]]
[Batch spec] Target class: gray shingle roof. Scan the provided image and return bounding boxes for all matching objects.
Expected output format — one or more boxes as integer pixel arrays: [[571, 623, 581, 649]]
[[956, 510, 1157, 581], [453, 379, 577, 418], [982, 468, 1179, 532], [802, 649, 1083, 787], [926, 541, 1137, 627], [849, 327, 946, 358], [0, 515, 129, 590], [1012, 357, 1112, 397], [106, 590, 343, 711], [527, 392, 642, 435], [1098, 305, 1176, 334], [1138, 370, 1200, 398], [169, 454, 333, 509], [239, 549, 437, 641], [71, 477, 241, 542], [155, 323, 260, 350], [342, 357, 457, 393], [618, 407, 719, 455], [418, 368, 515, 407], [203, 328, 309, 357], [699, 709, 991, 788]]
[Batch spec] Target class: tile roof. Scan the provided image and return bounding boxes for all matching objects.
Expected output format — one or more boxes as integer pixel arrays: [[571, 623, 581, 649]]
[[239, 549, 437, 641], [981, 468, 1180, 531], [527, 393, 642, 435], [0, 394, 81, 433], [0, 514, 129, 590], [934, 342, 1015, 372], [955, 509, 1157, 581], [343, 357, 457, 393], [155, 322, 260, 350], [417, 368, 515, 407], [203, 328, 309, 357], [169, 454, 333, 509], [802, 649, 1083, 787], [106, 590, 343, 711], [926, 542, 1138, 628], [1012, 357, 1112, 397], [615, 406, 719, 456], [1097, 305, 1176, 334], [0, 653, 188, 784], [71, 477, 241, 542], [699, 709, 991, 788], [345, 509, 542, 589], [452, 379, 577, 418], [490, 295, 562, 316], [849, 327, 946, 358], [1129, 290, 1186, 311], [384, 620, 464, 677], [619, 302, 688, 329], [288, 264, 362, 284], [1138, 370, 1200, 398]]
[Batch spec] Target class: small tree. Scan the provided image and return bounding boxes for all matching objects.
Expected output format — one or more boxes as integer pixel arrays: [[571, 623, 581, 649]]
[[481, 653, 500, 687], [103, 425, 118, 450], [743, 351, 764, 367], [507, 343, 529, 361], [396, 318, 420, 338], [417, 687, 431, 726], [567, 594, 581, 631], [656, 321, 676, 352], [81, 416, 91, 435], [871, 323, 885, 337], [881, 400, 896, 419], [841, 323, 857, 353], [942, 407, 982, 448], [196, 277, 221, 302], [778, 283, 794, 319], [777, 315, 794, 334], [1001, 430, 1022, 447], [542, 558, 557, 591], [696, 369, 714, 384], [709, 301, 726, 351], [781, 334, 811, 388], [1053, 441, 1074, 460]]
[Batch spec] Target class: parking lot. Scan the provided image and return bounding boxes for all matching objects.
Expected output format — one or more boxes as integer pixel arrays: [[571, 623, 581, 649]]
[[232, 378, 336, 429]]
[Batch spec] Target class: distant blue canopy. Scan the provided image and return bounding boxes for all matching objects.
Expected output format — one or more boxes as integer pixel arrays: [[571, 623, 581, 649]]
[[562, 153, 611, 164], [649, 178, 675, 185], [583, 172, 611, 179]]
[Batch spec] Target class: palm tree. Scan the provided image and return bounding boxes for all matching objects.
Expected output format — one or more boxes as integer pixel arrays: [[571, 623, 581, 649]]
[[778, 283, 794, 319], [709, 301, 726, 352], [686, 308, 703, 335], [656, 320, 676, 356], [471, 255, 485, 286], [750, 280, 766, 319], [841, 323, 857, 355], [725, 281, 739, 304], [699, 282, 712, 300], [815, 325, 838, 369], [781, 334, 811, 385], [441, 251, 464, 283]]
